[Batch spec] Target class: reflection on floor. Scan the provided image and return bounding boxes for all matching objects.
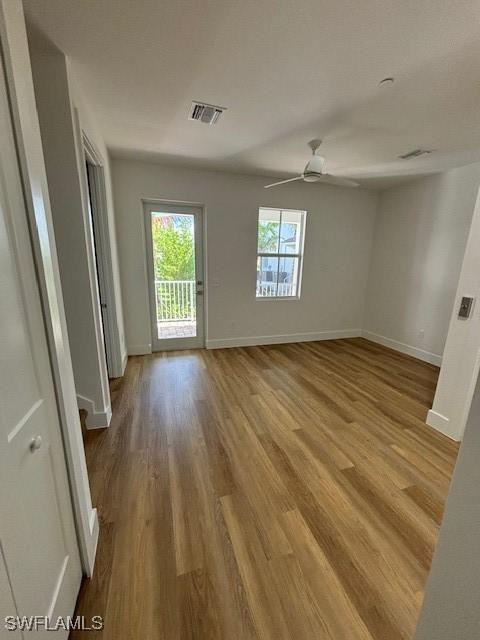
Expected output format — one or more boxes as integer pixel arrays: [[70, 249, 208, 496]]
[[157, 320, 196, 339], [74, 338, 458, 639]]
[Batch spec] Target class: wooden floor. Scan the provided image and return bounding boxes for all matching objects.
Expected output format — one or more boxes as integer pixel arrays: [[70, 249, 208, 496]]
[[73, 338, 458, 640]]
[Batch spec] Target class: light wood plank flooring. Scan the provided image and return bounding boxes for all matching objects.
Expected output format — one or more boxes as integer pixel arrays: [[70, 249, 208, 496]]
[[73, 338, 458, 640]]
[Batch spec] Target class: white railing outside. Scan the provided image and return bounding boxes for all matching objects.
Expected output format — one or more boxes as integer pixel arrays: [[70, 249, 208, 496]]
[[155, 280, 196, 321], [256, 281, 296, 297]]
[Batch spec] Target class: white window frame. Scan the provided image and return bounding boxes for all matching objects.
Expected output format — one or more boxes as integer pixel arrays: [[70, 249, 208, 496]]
[[256, 207, 307, 300]]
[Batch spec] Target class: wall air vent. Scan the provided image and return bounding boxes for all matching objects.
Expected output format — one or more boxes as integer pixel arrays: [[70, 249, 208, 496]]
[[398, 148, 433, 160], [189, 101, 226, 125]]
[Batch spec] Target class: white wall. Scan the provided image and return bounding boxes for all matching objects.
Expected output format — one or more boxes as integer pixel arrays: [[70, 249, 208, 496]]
[[363, 164, 480, 365], [28, 32, 126, 427], [66, 63, 127, 372], [111, 158, 378, 353], [415, 370, 480, 638], [427, 188, 480, 440]]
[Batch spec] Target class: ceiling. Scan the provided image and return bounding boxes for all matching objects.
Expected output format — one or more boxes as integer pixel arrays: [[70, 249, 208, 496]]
[[24, 0, 480, 186]]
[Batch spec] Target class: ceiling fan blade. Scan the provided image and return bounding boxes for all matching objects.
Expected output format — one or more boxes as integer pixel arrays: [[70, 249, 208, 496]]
[[316, 174, 359, 188], [264, 176, 303, 189]]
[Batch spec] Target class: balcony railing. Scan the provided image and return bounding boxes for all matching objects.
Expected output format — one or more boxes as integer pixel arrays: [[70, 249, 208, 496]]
[[256, 281, 296, 297], [155, 280, 196, 322]]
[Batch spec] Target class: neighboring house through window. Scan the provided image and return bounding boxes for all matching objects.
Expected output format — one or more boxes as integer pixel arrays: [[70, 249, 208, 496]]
[[256, 207, 306, 298]]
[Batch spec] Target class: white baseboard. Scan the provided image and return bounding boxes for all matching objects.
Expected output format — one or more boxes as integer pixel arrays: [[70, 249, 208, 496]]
[[426, 409, 459, 441], [121, 350, 128, 375], [76, 394, 112, 429], [127, 343, 152, 356], [362, 330, 442, 366], [206, 329, 362, 350], [84, 508, 99, 577]]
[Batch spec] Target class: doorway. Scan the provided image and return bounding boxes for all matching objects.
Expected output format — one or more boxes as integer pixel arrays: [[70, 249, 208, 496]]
[[82, 132, 123, 379], [85, 160, 111, 376], [144, 202, 205, 350]]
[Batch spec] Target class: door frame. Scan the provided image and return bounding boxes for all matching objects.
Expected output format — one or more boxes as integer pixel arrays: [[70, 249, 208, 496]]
[[143, 200, 206, 351], [0, 55, 82, 618], [83, 133, 120, 377], [0, 0, 98, 575]]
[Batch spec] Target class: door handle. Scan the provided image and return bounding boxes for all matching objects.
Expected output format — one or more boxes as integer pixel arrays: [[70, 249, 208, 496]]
[[29, 435, 42, 452], [196, 290, 203, 295]]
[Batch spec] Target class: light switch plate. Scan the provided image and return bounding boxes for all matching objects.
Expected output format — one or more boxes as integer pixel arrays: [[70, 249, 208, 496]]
[[458, 296, 474, 319]]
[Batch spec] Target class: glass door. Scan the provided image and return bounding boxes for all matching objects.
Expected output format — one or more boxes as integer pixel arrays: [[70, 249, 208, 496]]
[[144, 202, 204, 350]]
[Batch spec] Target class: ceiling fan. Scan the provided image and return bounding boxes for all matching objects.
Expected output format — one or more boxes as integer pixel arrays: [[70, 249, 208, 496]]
[[264, 140, 359, 189]]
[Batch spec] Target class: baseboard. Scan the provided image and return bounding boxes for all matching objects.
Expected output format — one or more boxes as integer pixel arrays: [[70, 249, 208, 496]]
[[426, 409, 459, 441], [84, 508, 99, 577], [76, 394, 112, 429], [127, 343, 152, 356], [121, 350, 128, 375], [362, 330, 442, 366], [206, 329, 362, 350]]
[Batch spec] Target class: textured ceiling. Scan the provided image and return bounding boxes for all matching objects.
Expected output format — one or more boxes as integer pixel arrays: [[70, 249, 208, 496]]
[[24, 0, 480, 185]]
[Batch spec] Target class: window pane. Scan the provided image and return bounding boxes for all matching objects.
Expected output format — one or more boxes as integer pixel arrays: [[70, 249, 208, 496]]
[[280, 210, 303, 254], [258, 208, 280, 253], [256, 256, 279, 297], [277, 256, 299, 296], [151, 212, 196, 339]]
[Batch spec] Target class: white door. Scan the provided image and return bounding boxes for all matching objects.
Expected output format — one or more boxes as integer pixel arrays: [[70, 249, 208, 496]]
[[144, 202, 205, 351], [0, 58, 82, 635]]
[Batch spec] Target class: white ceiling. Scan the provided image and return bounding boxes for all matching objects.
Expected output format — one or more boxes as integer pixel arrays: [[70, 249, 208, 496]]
[[24, 0, 480, 186]]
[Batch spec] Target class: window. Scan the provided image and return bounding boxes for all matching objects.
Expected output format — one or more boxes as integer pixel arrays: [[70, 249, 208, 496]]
[[256, 207, 306, 298]]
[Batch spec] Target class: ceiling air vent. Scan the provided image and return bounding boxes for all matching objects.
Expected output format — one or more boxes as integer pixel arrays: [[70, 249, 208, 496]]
[[189, 101, 226, 125], [398, 148, 433, 160]]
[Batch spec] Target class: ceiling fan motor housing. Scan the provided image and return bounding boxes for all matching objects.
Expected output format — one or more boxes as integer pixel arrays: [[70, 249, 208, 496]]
[[304, 154, 326, 177], [303, 172, 322, 182]]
